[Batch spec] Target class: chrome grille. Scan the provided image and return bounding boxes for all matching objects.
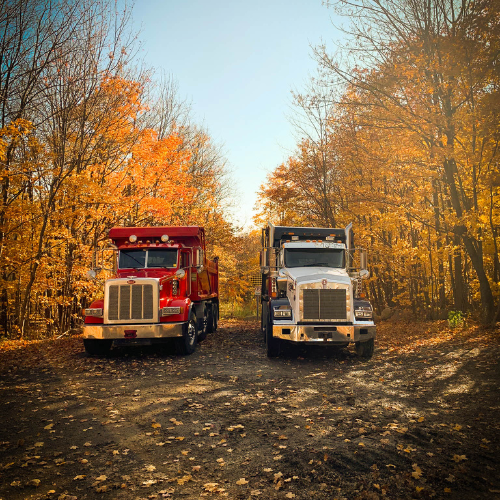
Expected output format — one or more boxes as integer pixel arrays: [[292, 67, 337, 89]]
[[302, 288, 347, 321], [107, 284, 154, 321]]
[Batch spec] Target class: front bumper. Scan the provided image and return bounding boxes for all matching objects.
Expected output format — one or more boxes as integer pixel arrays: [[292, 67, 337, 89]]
[[83, 323, 184, 340], [272, 323, 376, 344]]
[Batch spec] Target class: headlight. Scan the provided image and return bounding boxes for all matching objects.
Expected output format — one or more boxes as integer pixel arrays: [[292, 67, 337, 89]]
[[355, 306, 372, 319], [274, 307, 292, 318], [161, 306, 182, 316], [85, 308, 103, 317]]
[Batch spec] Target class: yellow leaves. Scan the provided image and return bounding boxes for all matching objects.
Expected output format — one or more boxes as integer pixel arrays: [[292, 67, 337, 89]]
[[236, 478, 249, 485], [411, 464, 423, 479], [151, 422, 161, 429], [177, 474, 192, 485], [203, 482, 225, 494], [227, 424, 244, 431], [451, 454, 467, 463]]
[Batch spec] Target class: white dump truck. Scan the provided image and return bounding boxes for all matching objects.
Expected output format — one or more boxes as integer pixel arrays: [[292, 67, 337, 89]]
[[260, 223, 376, 358]]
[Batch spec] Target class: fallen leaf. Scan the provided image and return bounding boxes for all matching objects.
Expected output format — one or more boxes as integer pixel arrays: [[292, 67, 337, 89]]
[[177, 474, 192, 485], [236, 478, 249, 485], [412, 464, 422, 479]]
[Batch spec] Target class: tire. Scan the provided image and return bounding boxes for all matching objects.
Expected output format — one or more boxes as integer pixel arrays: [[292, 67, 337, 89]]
[[355, 338, 374, 359], [261, 302, 268, 341], [198, 306, 208, 342], [84, 339, 112, 356], [175, 313, 198, 355], [206, 302, 218, 333], [265, 312, 280, 358], [212, 303, 218, 332]]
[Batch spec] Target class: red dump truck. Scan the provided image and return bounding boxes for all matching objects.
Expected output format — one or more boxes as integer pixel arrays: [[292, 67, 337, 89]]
[[83, 226, 219, 355]]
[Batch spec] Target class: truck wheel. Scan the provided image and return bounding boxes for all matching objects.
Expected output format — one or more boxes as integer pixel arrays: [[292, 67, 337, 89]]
[[176, 313, 198, 355], [266, 314, 280, 358], [355, 338, 374, 359], [261, 302, 268, 341], [213, 303, 218, 331], [210, 303, 218, 332], [198, 306, 208, 341], [206, 303, 218, 333], [84, 339, 112, 356]]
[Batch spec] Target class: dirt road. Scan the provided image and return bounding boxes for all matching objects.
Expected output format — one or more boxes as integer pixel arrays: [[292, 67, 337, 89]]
[[0, 319, 499, 500]]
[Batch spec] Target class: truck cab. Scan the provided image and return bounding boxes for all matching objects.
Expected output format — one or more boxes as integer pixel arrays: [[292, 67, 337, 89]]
[[261, 223, 376, 358]]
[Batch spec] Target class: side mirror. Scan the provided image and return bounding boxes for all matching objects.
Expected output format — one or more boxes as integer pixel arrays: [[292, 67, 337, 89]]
[[175, 269, 186, 279], [86, 269, 98, 279], [359, 269, 370, 279]]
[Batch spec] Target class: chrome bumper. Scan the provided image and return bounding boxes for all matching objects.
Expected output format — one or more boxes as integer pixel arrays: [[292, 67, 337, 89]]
[[83, 323, 184, 340], [272, 323, 376, 344]]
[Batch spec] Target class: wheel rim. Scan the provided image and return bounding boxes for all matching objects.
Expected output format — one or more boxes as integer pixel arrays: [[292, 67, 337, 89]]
[[187, 320, 196, 346]]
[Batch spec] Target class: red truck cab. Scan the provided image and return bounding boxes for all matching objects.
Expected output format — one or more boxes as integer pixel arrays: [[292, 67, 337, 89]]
[[83, 226, 219, 355]]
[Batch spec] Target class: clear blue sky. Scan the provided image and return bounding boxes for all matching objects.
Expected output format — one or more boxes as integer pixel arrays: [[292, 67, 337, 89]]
[[130, 0, 340, 229]]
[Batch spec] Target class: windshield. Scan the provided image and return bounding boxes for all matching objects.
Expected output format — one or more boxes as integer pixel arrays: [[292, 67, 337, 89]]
[[119, 249, 178, 269], [284, 248, 344, 268]]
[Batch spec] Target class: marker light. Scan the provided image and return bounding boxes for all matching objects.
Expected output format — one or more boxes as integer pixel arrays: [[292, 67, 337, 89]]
[[129, 234, 137, 243], [161, 234, 169, 242]]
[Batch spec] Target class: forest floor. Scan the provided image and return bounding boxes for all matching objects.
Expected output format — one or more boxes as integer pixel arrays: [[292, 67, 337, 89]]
[[0, 318, 499, 500]]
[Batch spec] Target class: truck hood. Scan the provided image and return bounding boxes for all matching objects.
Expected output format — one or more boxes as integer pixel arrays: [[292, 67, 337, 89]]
[[283, 267, 351, 285]]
